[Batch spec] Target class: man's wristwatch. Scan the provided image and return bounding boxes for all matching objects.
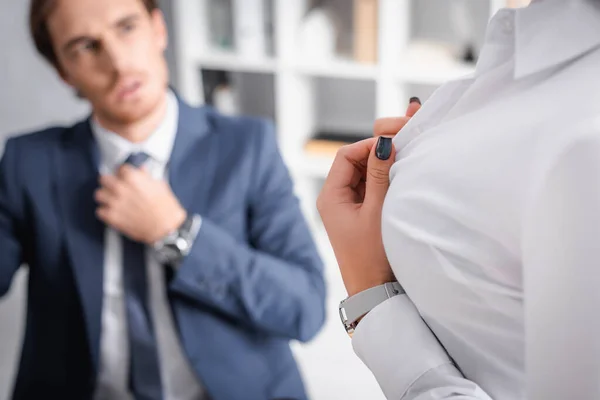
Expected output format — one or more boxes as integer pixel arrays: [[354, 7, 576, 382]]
[[152, 213, 202, 266], [339, 282, 404, 337]]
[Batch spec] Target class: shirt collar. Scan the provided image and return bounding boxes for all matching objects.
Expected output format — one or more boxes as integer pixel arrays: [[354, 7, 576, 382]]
[[514, 0, 600, 79], [91, 90, 179, 171]]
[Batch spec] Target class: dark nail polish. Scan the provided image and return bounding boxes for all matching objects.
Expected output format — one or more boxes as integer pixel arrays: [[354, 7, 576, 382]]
[[409, 96, 421, 105], [376, 137, 393, 160]]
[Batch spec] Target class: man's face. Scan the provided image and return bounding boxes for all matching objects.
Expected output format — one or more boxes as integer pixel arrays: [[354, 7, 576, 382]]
[[47, 0, 169, 125]]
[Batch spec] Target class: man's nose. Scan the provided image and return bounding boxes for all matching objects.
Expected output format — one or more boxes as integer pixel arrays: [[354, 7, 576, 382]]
[[102, 38, 131, 74]]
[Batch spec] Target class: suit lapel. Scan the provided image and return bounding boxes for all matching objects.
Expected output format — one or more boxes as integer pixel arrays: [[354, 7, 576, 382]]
[[54, 119, 105, 373], [168, 98, 214, 214]]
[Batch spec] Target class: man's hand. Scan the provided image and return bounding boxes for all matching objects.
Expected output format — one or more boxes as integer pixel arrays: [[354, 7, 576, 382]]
[[95, 165, 186, 244], [317, 99, 421, 297]]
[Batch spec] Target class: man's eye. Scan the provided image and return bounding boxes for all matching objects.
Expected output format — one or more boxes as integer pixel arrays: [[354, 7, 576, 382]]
[[121, 23, 136, 33], [80, 40, 99, 52]]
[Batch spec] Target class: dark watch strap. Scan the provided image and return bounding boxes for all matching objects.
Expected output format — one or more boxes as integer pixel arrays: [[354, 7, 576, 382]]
[[152, 214, 202, 265]]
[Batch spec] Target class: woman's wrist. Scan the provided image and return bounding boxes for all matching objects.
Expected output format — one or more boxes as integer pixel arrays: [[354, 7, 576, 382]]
[[346, 278, 395, 297]]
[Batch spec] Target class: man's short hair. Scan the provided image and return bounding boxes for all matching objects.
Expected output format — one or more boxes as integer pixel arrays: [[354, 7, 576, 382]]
[[29, 0, 160, 69]]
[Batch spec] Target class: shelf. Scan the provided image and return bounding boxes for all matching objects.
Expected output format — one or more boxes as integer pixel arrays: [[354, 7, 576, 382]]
[[291, 153, 335, 179], [194, 50, 278, 73], [398, 61, 475, 85], [292, 59, 379, 80], [193, 54, 474, 84]]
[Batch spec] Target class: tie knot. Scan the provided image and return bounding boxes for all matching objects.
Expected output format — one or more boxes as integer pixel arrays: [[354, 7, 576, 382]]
[[124, 152, 150, 168]]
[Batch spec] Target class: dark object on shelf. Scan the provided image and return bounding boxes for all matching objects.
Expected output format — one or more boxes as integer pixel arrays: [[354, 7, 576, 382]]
[[207, 0, 235, 50], [201, 69, 240, 115], [305, 131, 371, 156], [264, 0, 276, 56], [462, 43, 477, 63], [202, 69, 231, 106]]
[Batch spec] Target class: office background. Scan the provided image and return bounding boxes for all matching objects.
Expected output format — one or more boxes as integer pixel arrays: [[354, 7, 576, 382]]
[[0, 0, 527, 398]]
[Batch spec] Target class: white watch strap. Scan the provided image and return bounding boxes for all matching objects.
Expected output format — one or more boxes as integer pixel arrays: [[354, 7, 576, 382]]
[[339, 282, 405, 327]]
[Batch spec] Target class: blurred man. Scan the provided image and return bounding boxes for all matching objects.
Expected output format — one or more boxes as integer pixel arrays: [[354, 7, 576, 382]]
[[0, 0, 326, 398]]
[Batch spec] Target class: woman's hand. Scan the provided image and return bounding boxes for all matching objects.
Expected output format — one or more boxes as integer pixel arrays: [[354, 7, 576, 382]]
[[317, 99, 421, 297]]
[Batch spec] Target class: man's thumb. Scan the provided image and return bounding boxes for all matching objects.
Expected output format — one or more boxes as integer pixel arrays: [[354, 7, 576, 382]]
[[364, 136, 395, 208]]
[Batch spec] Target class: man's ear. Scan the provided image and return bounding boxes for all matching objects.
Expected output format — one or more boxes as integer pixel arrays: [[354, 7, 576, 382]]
[[151, 9, 168, 52]]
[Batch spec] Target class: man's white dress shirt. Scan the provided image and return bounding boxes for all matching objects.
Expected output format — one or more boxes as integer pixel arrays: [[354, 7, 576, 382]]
[[352, 1, 600, 399], [92, 91, 207, 400]]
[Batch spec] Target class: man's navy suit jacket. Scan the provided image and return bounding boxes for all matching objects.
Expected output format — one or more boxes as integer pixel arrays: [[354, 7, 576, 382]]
[[0, 98, 326, 400]]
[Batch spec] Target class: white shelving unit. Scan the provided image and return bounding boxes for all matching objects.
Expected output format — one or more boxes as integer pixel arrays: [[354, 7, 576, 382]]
[[194, 50, 278, 73], [171, 0, 504, 176]]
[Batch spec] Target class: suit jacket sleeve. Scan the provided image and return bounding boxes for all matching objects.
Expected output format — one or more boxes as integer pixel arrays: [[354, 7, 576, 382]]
[[170, 119, 326, 342], [0, 138, 25, 297]]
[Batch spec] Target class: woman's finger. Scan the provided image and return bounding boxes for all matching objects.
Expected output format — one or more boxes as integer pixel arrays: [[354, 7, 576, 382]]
[[373, 98, 423, 138], [406, 97, 422, 117], [363, 136, 396, 210], [373, 116, 411, 138], [325, 138, 377, 190]]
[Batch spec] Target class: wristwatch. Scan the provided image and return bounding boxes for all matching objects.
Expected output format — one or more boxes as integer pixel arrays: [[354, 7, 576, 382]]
[[339, 282, 404, 337], [152, 213, 202, 266]]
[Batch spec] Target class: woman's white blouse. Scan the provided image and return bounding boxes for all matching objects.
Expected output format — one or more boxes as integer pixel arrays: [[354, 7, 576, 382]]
[[352, 1, 600, 399]]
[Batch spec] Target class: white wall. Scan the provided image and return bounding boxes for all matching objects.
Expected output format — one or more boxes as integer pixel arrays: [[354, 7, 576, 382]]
[[0, 2, 89, 143]]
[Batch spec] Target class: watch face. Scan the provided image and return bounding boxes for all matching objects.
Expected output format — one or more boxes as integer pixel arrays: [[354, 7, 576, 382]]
[[175, 237, 189, 252]]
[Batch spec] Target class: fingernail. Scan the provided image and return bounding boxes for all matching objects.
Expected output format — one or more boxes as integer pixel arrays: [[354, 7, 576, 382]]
[[376, 137, 393, 160], [409, 96, 421, 105]]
